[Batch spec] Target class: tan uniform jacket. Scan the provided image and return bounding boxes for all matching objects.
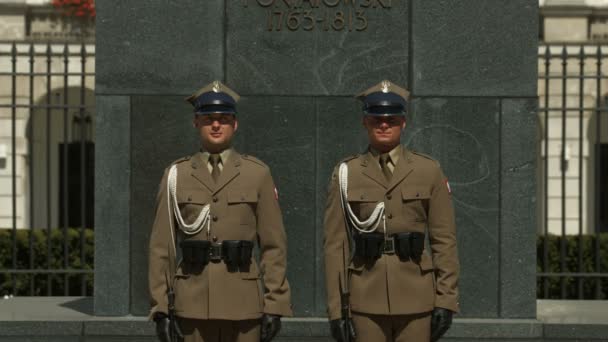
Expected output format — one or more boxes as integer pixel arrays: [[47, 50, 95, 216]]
[[149, 150, 293, 320], [324, 147, 459, 320]]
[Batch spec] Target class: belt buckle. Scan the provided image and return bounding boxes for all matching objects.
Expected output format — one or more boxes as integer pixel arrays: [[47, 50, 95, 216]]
[[383, 237, 395, 254], [209, 243, 222, 262]]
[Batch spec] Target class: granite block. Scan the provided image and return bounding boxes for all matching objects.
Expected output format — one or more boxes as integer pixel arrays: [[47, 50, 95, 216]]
[[500, 98, 538, 318], [227, 1, 409, 96], [94, 96, 131, 316], [447, 318, 542, 339], [84, 320, 154, 336], [543, 324, 608, 340], [411, 0, 538, 96], [0, 321, 82, 335], [96, 1, 224, 95]]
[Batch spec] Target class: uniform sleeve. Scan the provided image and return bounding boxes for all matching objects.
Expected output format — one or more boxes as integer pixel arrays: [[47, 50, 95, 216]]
[[256, 169, 293, 317], [148, 168, 172, 319], [427, 166, 460, 313], [323, 167, 350, 320]]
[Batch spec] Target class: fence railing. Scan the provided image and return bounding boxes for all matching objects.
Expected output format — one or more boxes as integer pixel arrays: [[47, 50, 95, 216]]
[[0, 41, 95, 296], [2, 41, 607, 299], [537, 43, 608, 299]]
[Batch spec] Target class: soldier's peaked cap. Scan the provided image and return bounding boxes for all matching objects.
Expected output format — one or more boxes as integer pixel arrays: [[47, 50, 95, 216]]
[[356, 80, 410, 116], [186, 81, 240, 115]]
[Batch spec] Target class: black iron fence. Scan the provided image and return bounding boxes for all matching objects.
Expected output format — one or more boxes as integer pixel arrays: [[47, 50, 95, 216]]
[[2, 41, 607, 299], [0, 41, 95, 296], [538, 43, 608, 299]]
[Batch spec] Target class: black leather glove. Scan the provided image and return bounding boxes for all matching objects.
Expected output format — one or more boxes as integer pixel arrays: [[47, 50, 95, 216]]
[[430, 308, 453, 342], [329, 318, 357, 342], [260, 314, 282, 342], [154, 313, 183, 342]]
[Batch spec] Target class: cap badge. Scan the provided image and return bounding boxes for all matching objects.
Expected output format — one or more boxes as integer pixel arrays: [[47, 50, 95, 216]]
[[381, 80, 390, 93]]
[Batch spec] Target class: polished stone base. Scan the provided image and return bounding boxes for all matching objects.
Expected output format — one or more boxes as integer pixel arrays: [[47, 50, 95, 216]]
[[1, 298, 607, 341]]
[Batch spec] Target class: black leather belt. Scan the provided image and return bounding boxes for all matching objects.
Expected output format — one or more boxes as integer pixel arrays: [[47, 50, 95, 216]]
[[209, 243, 223, 262], [180, 239, 254, 267], [382, 236, 396, 254], [354, 232, 425, 260]]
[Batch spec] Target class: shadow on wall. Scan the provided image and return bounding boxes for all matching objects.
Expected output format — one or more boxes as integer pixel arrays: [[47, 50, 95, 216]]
[[536, 94, 608, 236], [25, 86, 95, 230], [587, 95, 608, 234]]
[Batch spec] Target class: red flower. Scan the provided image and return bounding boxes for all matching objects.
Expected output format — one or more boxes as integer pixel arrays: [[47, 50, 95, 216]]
[[52, 0, 95, 18]]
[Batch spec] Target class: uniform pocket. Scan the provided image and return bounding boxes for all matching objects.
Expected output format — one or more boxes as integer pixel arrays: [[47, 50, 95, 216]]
[[177, 190, 211, 224], [228, 189, 258, 225], [347, 188, 385, 219], [238, 262, 264, 313], [417, 253, 434, 273], [401, 186, 430, 221], [240, 260, 261, 279], [178, 190, 211, 205], [348, 262, 365, 272], [175, 267, 191, 279]]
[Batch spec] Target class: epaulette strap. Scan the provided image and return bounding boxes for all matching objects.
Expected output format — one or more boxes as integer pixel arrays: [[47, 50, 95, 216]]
[[411, 150, 440, 166], [340, 154, 359, 164], [411, 150, 434, 160], [241, 154, 267, 168], [331, 155, 359, 180], [171, 155, 190, 165]]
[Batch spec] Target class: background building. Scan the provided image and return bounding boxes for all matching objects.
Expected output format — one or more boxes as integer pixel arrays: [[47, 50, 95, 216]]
[[539, 0, 608, 237], [0, 0, 95, 231]]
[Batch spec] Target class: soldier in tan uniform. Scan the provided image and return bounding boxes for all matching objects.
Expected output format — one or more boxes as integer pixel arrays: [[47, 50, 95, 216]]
[[148, 81, 293, 342], [324, 81, 459, 342]]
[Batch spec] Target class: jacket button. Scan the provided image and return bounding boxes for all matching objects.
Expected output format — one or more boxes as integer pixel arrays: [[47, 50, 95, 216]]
[[387, 213, 393, 219], [360, 195, 364, 200], [386, 193, 392, 200], [187, 196, 192, 201], [212, 215, 218, 222], [212, 236, 218, 242], [212, 196, 218, 202]]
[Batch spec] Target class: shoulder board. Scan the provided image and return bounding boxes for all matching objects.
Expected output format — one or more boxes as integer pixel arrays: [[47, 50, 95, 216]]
[[339, 154, 359, 164], [411, 150, 436, 161], [171, 155, 190, 165], [241, 154, 268, 168], [330, 155, 358, 180], [411, 150, 440, 166]]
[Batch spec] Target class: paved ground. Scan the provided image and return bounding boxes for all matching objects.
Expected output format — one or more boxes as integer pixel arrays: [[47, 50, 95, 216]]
[[0, 298, 607, 341]]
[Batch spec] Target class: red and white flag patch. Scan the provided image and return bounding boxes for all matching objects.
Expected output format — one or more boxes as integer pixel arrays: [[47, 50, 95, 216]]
[[445, 179, 451, 194]]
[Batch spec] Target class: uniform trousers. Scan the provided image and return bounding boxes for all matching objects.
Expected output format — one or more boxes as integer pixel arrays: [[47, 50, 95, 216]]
[[178, 317, 260, 342], [352, 311, 431, 342]]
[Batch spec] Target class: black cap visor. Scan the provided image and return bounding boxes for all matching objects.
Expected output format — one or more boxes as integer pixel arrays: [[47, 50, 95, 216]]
[[363, 105, 405, 116], [195, 104, 236, 115]]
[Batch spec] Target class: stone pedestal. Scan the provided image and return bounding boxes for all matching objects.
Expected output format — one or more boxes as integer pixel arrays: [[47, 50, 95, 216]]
[[95, 0, 539, 325]]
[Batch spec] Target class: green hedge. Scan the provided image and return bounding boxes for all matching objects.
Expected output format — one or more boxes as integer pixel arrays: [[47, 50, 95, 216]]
[[0, 228, 93, 296], [537, 233, 608, 299], [2, 229, 608, 299]]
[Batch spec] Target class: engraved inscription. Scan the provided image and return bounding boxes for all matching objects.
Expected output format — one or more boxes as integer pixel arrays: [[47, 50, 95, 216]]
[[243, 0, 389, 32]]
